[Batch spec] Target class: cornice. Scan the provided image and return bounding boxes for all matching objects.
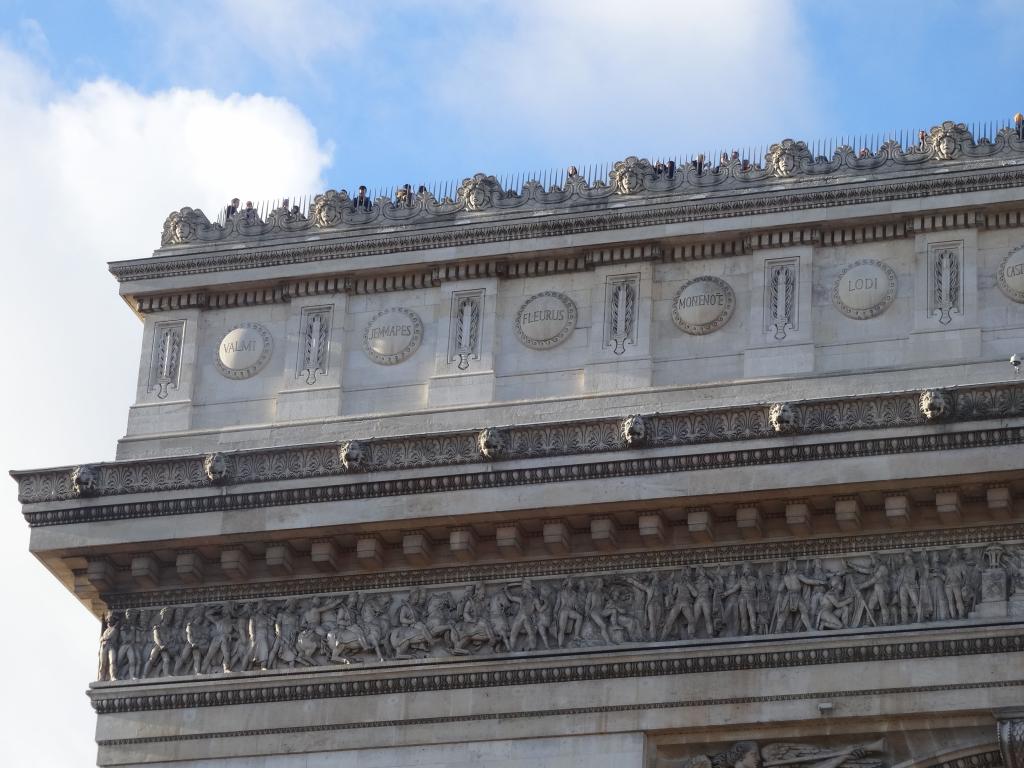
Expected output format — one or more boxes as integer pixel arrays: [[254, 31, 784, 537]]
[[105, 521, 1024, 608], [14, 381, 1024, 511], [88, 627, 1024, 716], [114, 150, 1024, 284]]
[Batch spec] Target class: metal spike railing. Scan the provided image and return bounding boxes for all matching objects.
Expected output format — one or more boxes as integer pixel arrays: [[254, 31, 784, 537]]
[[211, 117, 1018, 223]]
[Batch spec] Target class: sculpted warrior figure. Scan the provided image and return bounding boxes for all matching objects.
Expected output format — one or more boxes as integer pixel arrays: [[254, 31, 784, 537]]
[[688, 566, 716, 637], [174, 605, 210, 675], [773, 559, 825, 633], [507, 579, 540, 651], [661, 569, 696, 639], [245, 600, 273, 671], [534, 584, 555, 648], [391, 588, 433, 659], [120, 608, 143, 680], [817, 575, 854, 630], [488, 587, 513, 651], [584, 577, 614, 645], [626, 572, 664, 640], [454, 583, 496, 652], [674, 738, 885, 768], [142, 607, 174, 678], [97, 611, 122, 681], [267, 598, 301, 669], [554, 578, 583, 648], [850, 553, 891, 626], [943, 549, 969, 619], [202, 602, 236, 674], [924, 550, 948, 621], [722, 563, 760, 636], [423, 591, 459, 653], [894, 552, 923, 624]]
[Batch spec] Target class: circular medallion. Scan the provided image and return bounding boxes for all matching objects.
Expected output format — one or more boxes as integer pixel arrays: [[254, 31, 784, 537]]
[[215, 323, 273, 379], [514, 291, 578, 349], [671, 276, 735, 335], [997, 244, 1024, 303], [363, 307, 424, 365], [831, 259, 898, 319]]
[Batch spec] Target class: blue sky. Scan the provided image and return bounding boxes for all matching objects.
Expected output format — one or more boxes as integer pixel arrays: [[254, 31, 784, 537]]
[[4, 0, 1022, 205], [0, 2, 1021, 764]]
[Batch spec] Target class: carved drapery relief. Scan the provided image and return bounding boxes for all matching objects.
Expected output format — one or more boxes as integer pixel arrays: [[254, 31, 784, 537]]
[[928, 242, 964, 325], [765, 259, 798, 340], [296, 306, 332, 385], [95, 541, 1023, 681], [604, 274, 639, 355], [147, 320, 185, 400], [447, 290, 483, 371]]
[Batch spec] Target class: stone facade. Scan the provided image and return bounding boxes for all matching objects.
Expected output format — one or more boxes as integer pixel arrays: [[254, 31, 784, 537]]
[[13, 121, 1024, 767]]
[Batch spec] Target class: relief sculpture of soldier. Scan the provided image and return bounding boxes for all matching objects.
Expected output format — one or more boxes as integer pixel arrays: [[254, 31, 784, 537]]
[[96, 544, 1006, 681], [667, 739, 886, 768]]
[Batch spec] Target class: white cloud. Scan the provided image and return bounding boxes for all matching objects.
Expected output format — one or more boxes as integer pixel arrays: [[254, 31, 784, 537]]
[[434, 0, 821, 163], [0, 43, 330, 765], [116, 0, 369, 83]]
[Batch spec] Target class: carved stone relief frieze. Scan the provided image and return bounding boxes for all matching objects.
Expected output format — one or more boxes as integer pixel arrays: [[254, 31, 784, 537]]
[[147, 320, 185, 399], [928, 241, 964, 325], [672, 276, 736, 335], [671, 739, 887, 768], [363, 307, 423, 365], [514, 291, 577, 349], [604, 274, 639, 355], [214, 323, 274, 380], [447, 290, 484, 370], [93, 541, 1024, 682], [764, 258, 798, 340], [296, 306, 332, 384], [998, 244, 1024, 303], [832, 260, 898, 320]]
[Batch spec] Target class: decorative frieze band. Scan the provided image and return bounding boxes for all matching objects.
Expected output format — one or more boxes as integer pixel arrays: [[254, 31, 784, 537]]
[[89, 629, 1024, 715], [15, 382, 1024, 507]]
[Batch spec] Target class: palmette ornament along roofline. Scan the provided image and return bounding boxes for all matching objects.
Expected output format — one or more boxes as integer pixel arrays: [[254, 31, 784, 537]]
[[152, 121, 1023, 255]]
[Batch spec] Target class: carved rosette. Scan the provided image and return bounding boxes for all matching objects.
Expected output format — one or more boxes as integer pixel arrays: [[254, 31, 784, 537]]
[[768, 402, 797, 433], [160, 207, 210, 246], [203, 453, 232, 484], [919, 389, 953, 421], [338, 440, 367, 472], [71, 465, 100, 497], [766, 139, 811, 177], [620, 415, 650, 447], [457, 174, 502, 211], [476, 427, 506, 460], [311, 189, 350, 228], [611, 156, 652, 195], [929, 121, 971, 160]]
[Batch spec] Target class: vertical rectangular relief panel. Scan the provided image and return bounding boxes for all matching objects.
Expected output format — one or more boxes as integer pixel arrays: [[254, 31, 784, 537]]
[[927, 240, 964, 326], [763, 257, 799, 341], [295, 305, 333, 385], [603, 273, 640, 355], [147, 319, 186, 399], [447, 289, 484, 371]]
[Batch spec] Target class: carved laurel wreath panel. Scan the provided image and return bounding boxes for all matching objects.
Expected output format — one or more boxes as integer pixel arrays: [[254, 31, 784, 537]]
[[16, 383, 1024, 506]]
